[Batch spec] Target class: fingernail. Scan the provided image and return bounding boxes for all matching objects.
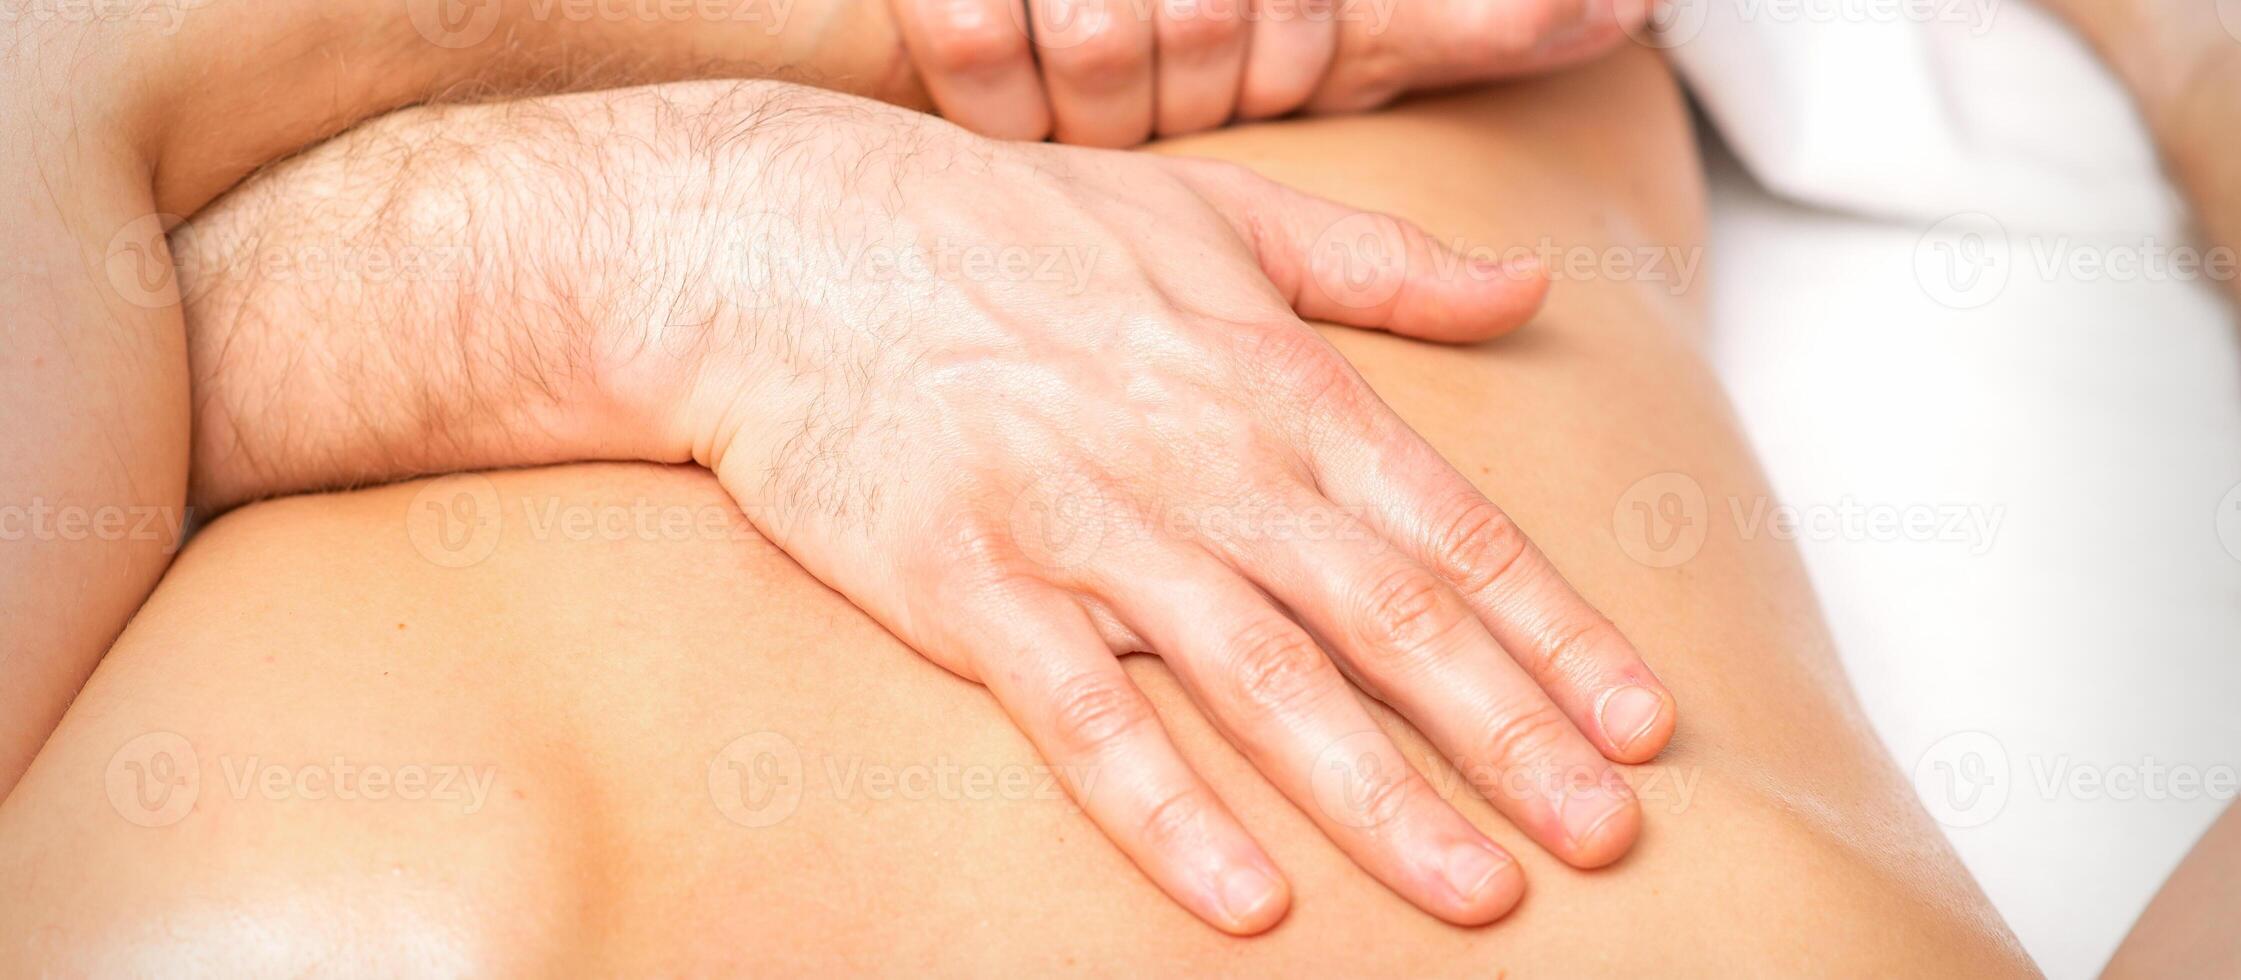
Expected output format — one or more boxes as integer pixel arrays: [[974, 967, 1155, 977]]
[[1598, 685, 1664, 754], [1440, 840, 1510, 903], [1218, 865, 1283, 927], [1559, 779, 1631, 852]]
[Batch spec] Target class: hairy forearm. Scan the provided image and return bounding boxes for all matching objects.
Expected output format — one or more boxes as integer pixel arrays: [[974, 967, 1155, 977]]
[[0, 1, 923, 797], [176, 80, 837, 508]]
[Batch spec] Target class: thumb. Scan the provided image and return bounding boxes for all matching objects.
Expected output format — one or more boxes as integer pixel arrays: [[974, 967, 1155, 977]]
[[1174, 158, 1550, 343]]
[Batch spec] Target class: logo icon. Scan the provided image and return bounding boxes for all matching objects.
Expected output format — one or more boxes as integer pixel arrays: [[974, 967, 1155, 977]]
[[106, 731, 200, 828], [1311, 730, 1405, 829], [1913, 730, 2010, 828], [1915, 211, 2012, 310], [405, 474, 504, 568], [1307, 212, 1411, 314], [103, 213, 189, 310], [1623, 0, 1710, 49], [709, 731, 805, 828], [1612, 471, 1709, 568], [1007, 472, 1110, 572], [407, 0, 501, 48]]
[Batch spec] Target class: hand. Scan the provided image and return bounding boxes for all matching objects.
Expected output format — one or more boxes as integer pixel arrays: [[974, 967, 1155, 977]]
[[619, 89, 1677, 930], [887, 0, 1653, 145], [173, 81, 1677, 934]]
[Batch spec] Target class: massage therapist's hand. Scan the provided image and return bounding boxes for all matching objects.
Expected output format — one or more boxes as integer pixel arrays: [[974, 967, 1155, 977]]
[[172, 81, 1675, 933], [629, 85, 1677, 931], [889, 0, 1654, 145]]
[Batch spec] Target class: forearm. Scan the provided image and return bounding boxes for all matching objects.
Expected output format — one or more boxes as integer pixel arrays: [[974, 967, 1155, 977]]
[[176, 80, 839, 509], [0, 2, 921, 797]]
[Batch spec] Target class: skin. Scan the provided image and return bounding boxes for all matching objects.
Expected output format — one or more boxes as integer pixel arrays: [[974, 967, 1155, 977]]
[[2031, 12, 2241, 969], [2105, 803, 2241, 977], [0, 51, 2036, 974], [0, 0, 1663, 821], [102, 71, 1684, 931], [892, 0, 1659, 144], [0, 0, 925, 803]]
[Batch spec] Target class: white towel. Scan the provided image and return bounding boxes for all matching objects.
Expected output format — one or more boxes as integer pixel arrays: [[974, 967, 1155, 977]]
[[1649, 0, 2184, 237]]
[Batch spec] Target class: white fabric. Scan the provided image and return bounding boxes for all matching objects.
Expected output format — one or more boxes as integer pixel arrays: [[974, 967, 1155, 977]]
[[1648, 3, 2241, 976], [1657, 0, 2182, 235]]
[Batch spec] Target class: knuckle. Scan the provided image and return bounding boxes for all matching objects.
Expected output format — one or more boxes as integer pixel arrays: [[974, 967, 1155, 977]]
[[1475, 703, 1574, 768], [1241, 326, 1362, 419], [1138, 786, 1216, 849], [1531, 613, 1623, 681], [1236, 76, 1314, 120], [918, 4, 1033, 75], [1046, 21, 1151, 90], [1157, 0, 1245, 57], [1447, 2, 1561, 60], [1345, 752, 1421, 829], [1047, 670, 1155, 755], [1353, 565, 1467, 668], [929, 513, 1019, 570], [1223, 618, 1333, 715], [1314, 48, 1409, 111], [1429, 498, 1530, 599]]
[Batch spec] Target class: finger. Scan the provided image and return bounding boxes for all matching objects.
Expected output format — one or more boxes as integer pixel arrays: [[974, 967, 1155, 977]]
[[1235, 0, 1337, 119], [1220, 484, 1644, 867], [1152, 0, 1249, 137], [1092, 547, 1524, 923], [891, 0, 1053, 141], [963, 578, 1291, 934], [1032, 0, 1157, 146], [1172, 160, 1551, 342], [1302, 388, 1678, 765], [1304, 0, 1630, 115]]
